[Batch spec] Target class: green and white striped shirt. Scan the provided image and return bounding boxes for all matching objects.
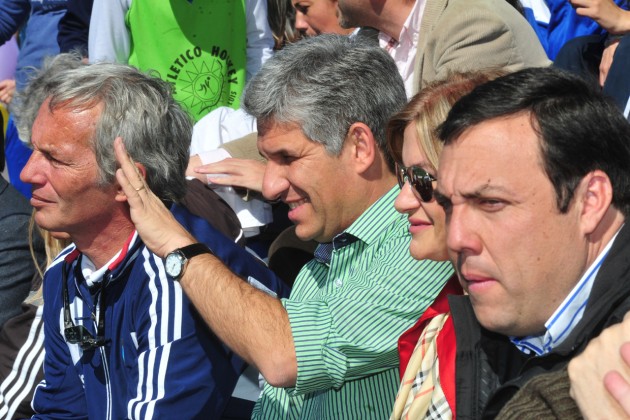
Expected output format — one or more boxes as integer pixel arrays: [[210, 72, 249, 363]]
[[252, 187, 454, 419]]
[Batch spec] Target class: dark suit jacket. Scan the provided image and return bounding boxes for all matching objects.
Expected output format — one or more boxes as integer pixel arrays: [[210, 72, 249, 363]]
[[450, 222, 630, 419]]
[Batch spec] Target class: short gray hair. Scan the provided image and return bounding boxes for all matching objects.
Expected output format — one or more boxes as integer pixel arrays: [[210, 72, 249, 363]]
[[23, 55, 192, 202], [12, 53, 86, 143], [242, 34, 406, 170]]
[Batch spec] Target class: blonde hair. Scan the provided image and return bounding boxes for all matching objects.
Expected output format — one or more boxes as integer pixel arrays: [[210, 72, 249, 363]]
[[387, 70, 507, 171], [27, 212, 71, 304]]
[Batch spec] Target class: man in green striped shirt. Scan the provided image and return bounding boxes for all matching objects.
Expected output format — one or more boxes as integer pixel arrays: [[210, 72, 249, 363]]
[[252, 185, 452, 418], [113, 34, 453, 419]]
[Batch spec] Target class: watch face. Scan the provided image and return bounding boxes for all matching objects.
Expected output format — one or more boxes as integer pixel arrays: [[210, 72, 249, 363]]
[[165, 252, 185, 278]]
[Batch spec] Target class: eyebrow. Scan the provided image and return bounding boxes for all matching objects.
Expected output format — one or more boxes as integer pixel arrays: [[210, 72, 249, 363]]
[[261, 147, 287, 158], [31, 140, 50, 154], [433, 183, 512, 202], [34, 141, 59, 154], [460, 184, 512, 199]]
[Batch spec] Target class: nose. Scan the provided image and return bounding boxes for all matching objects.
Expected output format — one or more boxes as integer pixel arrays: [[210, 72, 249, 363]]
[[261, 161, 290, 202], [294, 10, 309, 32], [20, 151, 42, 186], [394, 182, 420, 215], [445, 204, 481, 257]]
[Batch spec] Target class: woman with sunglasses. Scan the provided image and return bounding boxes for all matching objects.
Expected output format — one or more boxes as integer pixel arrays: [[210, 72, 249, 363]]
[[387, 70, 505, 420]]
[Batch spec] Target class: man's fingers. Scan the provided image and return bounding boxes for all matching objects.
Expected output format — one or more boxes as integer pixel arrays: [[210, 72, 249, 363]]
[[195, 161, 236, 174], [114, 137, 147, 201], [206, 175, 235, 186], [604, 370, 630, 415]]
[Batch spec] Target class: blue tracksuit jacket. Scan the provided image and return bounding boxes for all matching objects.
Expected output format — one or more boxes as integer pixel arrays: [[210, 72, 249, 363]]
[[32, 205, 290, 419]]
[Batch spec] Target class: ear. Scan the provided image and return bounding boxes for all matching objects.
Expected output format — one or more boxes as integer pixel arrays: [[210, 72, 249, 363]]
[[578, 170, 614, 235], [344, 122, 377, 175], [115, 162, 147, 202]]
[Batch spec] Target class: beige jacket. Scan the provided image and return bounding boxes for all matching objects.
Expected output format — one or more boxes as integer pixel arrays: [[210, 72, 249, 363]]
[[414, 0, 551, 92]]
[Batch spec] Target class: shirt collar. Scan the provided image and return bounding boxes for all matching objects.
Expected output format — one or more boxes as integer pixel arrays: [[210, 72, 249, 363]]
[[344, 185, 400, 246], [81, 231, 139, 287], [377, 0, 425, 98], [378, 0, 423, 48], [511, 226, 623, 355], [313, 186, 401, 266]]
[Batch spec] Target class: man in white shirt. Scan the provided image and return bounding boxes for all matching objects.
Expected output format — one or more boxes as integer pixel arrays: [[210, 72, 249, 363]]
[[337, 0, 550, 97]]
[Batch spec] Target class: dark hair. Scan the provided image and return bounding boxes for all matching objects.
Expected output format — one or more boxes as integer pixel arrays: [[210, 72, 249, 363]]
[[267, 0, 301, 50], [439, 67, 630, 217]]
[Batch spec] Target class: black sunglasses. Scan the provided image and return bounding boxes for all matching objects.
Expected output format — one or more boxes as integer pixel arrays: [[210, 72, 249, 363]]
[[395, 163, 437, 202], [62, 258, 108, 351]]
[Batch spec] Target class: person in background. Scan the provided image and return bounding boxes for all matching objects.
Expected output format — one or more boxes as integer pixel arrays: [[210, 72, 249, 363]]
[[0, 225, 68, 419], [519, 0, 627, 60], [0, 174, 43, 330], [292, 0, 354, 36], [0, 0, 67, 93], [0, 33, 18, 105], [554, 0, 630, 86], [57, 0, 93, 57], [1, 62, 45, 326], [0, 0, 68, 198], [554, 0, 630, 119], [89, 0, 274, 122], [269, 0, 302, 49], [336, 0, 549, 97]]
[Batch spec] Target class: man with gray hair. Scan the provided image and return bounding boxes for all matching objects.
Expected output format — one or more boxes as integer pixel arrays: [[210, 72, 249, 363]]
[[114, 34, 453, 419], [21, 56, 265, 419]]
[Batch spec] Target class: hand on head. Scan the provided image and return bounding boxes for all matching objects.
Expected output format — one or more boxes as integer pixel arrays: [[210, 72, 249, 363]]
[[114, 137, 196, 257]]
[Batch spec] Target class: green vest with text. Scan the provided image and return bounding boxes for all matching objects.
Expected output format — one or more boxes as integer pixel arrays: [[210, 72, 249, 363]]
[[126, 0, 247, 122]]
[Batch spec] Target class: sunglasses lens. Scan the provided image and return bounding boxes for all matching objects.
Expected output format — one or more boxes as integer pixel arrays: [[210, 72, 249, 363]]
[[395, 164, 435, 202], [412, 178, 433, 202]]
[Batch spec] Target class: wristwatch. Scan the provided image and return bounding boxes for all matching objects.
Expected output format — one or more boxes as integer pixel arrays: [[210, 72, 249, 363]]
[[164, 243, 213, 280]]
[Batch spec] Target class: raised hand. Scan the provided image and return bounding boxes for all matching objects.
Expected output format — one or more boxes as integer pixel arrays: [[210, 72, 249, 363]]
[[114, 137, 195, 257]]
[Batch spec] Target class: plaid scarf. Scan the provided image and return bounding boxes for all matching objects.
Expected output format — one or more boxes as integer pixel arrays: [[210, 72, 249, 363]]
[[391, 313, 452, 420]]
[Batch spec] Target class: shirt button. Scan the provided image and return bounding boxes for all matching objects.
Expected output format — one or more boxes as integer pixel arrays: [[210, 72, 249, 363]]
[[335, 279, 343, 288]]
